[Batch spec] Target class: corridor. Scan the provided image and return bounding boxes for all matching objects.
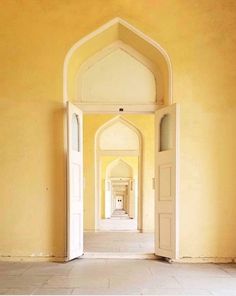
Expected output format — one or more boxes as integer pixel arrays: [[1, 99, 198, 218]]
[[84, 231, 154, 253]]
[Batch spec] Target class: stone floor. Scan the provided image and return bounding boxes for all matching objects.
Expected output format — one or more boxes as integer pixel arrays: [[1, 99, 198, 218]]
[[0, 259, 235, 295], [84, 231, 155, 253]]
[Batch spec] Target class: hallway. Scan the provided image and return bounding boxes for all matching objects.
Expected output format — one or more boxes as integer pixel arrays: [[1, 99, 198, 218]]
[[0, 260, 235, 295], [110, 209, 129, 219], [84, 232, 154, 253]]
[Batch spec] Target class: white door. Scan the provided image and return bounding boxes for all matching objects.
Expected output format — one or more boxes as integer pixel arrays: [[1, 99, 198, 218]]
[[67, 102, 83, 261], [128, 179, 134, 218], [116, 196, 123, 209], [155, 104, 179, 259], [105, 179, 112, 218]]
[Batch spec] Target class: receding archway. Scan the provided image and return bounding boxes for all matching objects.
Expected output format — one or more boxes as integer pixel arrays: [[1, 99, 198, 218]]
[[64, 18, 178, 259], [105, 159, 135, 221], [95, 116, 142, 231]]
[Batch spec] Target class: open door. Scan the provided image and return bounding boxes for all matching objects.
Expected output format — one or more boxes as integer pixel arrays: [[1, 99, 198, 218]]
[[67, 102, 83, 261], [155, 104, 179, 259], [105, 179, 112, 218]]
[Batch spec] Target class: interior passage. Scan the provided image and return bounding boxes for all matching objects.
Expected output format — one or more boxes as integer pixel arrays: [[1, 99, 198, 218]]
[[84, 232, 154, 253]]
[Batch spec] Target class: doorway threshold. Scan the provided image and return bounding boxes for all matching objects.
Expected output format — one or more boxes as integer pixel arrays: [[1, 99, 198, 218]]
[[82, 252, 158, 259]]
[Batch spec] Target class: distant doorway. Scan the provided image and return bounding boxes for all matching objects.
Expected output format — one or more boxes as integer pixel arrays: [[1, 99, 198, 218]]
[[95, 116, 142, 231]]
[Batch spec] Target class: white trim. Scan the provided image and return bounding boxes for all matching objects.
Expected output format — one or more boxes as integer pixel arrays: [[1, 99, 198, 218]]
[[174, 257, 236, 264], [82, 252, 158, 259], [63, 17, 173, 107], [1, 255, 235, 263], [98, 150, 139, 156], [0, 256, 66, 262], [73, 102, 160, 114]]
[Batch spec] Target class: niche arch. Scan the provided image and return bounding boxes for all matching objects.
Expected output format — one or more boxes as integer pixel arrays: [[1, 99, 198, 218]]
[[105, 159, 135, 219], [106, 158, 133, 179], [63, 17, 172, 112], [95, 116, 142, 230]]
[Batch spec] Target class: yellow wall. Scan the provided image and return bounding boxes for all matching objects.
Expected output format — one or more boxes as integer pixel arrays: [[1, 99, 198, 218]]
[[0, 0, 236, 259], [83, 114, 154, 231]]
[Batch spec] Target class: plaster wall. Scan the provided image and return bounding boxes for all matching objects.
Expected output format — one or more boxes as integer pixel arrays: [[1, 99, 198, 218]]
[[0, 0, 236, 259]]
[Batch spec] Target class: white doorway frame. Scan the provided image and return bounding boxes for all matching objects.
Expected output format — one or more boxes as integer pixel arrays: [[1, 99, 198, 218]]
[[63, 17, 180, 260], [94, 116, 143, 231]]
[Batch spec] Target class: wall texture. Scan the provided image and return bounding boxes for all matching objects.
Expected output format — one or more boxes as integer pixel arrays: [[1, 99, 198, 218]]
[[0, 0, 236, 260]]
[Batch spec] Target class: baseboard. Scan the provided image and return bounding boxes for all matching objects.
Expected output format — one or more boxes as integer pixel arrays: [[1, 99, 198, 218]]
[[1, 254, 235, 263], [82, 252, 158, 259], [174, 257, 236, 263], [0, 256, 66, 263]]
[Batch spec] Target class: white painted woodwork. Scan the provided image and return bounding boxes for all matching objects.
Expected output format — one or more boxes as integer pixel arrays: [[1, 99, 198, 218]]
[[160, 114, 172, 151], [115, 196, 124, 210], [74, 103, 161, 114], [67, 102, 83, 260], [129, 180, 135, 219], [155, 104, 179, 259], [105, 180, 112, 218]]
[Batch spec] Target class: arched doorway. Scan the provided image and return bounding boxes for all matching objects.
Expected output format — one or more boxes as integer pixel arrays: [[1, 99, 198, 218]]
[[65, 18, 179, 261], [95, 116, 142, 231], [105, 159, 135, 220]]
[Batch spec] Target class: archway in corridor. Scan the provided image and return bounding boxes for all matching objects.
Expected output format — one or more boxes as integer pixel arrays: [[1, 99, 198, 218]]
[[65, 18, 179, 261], [95, 116, 141, 231]]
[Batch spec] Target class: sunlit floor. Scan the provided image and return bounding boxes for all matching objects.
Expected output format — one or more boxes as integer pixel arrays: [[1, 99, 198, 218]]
[[84, 231, 154, 253], [0, 260, 235, 295]]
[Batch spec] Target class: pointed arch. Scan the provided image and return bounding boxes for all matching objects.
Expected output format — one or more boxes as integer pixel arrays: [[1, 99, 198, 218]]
[[106, 158, 133, 179], [95, 115, 142, 153], [63, 17, 173, 110], [95, 116, 143, 230]]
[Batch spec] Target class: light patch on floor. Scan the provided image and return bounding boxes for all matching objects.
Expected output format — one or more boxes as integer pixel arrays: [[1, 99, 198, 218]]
[[0, 260, 235, 295], [84, 231, 154, 253]]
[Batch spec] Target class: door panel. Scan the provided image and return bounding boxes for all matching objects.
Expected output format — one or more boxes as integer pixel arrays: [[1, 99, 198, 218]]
[[105, 179, 112, 218], [67, 102, 83, 261], [155, 104, 179, 259], [116, 196, 123, 209]]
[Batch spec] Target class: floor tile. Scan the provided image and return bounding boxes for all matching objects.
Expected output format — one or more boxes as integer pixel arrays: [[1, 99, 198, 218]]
[[0, 275, 51, 288], [3, 287, 37, 295], [84, 232, 154, 253], [33, 288, 73, 295], [141, 287, 212, 295], [0, 290, 11, 295], [176, 275, 236, 290], [71, 288, 141, 295], [0, 259, 235, 295], [43, 275, 109, 289]]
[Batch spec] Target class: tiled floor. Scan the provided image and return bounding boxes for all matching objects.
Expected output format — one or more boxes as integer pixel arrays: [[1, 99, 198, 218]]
[[0, 259, 235, 295], [84, 231, 155, 253]]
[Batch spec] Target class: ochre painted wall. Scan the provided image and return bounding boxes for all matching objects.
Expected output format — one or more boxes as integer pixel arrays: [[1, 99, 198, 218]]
[[83, 114, 155, 231], [0, 0, 236, 259]]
